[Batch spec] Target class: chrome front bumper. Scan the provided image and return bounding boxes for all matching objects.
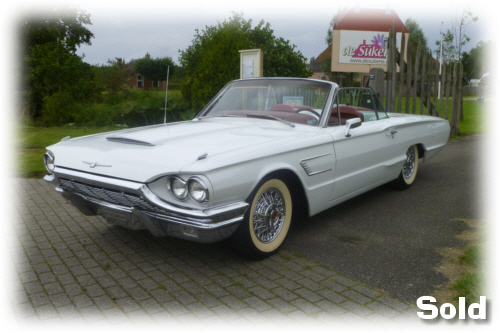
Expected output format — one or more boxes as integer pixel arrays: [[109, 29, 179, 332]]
[[44, 168, 248, 243]]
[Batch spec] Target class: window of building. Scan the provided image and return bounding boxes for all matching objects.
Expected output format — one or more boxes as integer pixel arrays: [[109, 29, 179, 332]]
[[137, 75, 144, 88]]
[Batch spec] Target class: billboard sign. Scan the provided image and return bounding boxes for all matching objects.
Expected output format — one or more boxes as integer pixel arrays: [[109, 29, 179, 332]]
[[339, 30, 401, 65]]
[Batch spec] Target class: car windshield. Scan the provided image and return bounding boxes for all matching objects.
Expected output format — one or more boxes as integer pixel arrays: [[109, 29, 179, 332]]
[[200, 79, 332, 127]]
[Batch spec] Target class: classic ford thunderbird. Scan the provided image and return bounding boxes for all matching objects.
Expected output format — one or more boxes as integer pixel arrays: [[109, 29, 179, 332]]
[[44, 78, 450, 259]]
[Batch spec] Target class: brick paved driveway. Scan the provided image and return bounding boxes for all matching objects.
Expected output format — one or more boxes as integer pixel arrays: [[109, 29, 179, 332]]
[[8, 179, 419, 327]]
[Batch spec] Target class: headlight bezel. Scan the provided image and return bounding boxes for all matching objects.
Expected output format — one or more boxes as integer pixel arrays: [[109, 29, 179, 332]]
[[187, 177, 210, 203], [167, 175, 210, 203], [43, 151, 55, 174], [168, 176, 189, 201]]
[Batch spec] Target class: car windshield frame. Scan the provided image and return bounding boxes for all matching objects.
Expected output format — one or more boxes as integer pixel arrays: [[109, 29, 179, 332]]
[[197, 78, 337, 127], [326, 87, 389, 127]]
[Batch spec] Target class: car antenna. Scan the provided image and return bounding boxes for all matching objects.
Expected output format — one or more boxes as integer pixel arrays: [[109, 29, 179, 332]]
[[164, 65, 170, 124]]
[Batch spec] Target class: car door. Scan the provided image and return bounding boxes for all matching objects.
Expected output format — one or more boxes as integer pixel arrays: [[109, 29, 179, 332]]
[[325, 89, 406, 203]]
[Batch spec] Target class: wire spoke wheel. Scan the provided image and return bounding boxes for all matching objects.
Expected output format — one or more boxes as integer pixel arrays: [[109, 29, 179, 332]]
[[391, 145, 419, 190], [252, 187, 286, 243], [232, 178, 293, 259], [403, 146, 416, 180]]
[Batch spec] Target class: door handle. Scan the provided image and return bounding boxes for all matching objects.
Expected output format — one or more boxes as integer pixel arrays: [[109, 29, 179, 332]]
[[386, 129, 397, 138]]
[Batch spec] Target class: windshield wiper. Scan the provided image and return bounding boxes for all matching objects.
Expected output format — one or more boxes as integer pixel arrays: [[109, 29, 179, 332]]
[[195, 114, 245, 120], [247, 114, 295, 128]]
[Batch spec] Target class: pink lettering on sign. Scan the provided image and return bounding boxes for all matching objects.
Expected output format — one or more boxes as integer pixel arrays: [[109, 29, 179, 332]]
[[352, 34, 388, 59]]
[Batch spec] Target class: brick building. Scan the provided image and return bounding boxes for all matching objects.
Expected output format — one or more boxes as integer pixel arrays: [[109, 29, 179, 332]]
[[126, 53, 167, 90]]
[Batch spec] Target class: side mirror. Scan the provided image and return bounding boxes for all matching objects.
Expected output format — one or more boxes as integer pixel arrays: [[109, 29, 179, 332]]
[[345, 118, 362, 137]]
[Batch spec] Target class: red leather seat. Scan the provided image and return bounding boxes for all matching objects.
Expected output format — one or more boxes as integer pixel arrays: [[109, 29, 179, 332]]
[[329, 106, 364, 125]]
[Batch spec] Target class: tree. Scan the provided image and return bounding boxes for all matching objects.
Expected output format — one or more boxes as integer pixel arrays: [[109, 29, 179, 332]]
[[454, 7, 478, 63], [179, 13, 312, 109], [93, 58, 131, 95], [21, 7, 95, 122], [436, 29, 456, 63], [462, 41, 492, 80], [404, 18, 428, 61], [436, 7, 478, 63], [134, 56, 175, 82]]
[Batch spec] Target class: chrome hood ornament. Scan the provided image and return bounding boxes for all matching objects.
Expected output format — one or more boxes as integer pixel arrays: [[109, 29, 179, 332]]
[[82, 161, 112, 168]]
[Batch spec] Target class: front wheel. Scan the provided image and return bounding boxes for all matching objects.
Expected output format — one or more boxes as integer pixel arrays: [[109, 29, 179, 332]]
[[391, 145, 419, 190], [231, 178, 293, 259]]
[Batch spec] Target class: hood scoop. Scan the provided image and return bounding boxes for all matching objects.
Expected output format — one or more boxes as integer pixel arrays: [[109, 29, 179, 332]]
[[106, 136, 156, 146]]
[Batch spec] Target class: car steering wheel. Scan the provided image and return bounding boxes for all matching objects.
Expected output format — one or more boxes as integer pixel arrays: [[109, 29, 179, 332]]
[[294, 107, 321, 119]]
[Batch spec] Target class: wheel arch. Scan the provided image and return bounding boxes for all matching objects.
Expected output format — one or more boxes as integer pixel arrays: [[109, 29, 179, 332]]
[[258, 169, 310, 219], [416, 143, 425, 159]]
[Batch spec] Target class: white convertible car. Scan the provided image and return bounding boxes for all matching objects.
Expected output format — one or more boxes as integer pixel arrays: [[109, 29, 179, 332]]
[[44, 78, 450, 259]]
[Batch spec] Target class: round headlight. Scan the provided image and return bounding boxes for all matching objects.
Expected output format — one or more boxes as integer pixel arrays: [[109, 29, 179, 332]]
[[188, 178, 209, 203], [44, 152, 55, 174], [170, 177, 188, 200]]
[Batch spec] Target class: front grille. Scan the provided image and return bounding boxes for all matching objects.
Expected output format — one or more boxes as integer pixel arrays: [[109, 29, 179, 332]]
[[59, 178, 165, 214]]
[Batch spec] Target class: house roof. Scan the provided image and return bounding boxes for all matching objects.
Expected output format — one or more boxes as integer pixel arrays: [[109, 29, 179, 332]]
[[334, 8, 408, 33], [315, 46, 332, 62]]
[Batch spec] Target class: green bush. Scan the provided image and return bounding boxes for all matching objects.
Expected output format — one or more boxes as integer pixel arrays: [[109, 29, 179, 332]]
[[117, 89, 191, 126], [37, 88, 193, 128], [41, 92, 82, 126]]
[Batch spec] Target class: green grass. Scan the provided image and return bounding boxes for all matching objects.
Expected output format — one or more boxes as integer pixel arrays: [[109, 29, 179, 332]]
[[17, 126, 125, 178], [452, 245, 483, 306], [387, 96, 487, 136], [459, 99, 488, 135]]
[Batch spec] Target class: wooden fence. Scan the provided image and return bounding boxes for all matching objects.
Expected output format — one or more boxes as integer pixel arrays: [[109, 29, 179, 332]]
[[384, 25, 463, 135]]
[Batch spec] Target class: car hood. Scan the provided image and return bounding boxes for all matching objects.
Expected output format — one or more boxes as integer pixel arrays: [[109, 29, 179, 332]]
[[48, 117, 318, 182]]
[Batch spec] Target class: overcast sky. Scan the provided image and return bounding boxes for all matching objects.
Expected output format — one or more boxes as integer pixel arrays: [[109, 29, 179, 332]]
[[11, 0, 494, 69]]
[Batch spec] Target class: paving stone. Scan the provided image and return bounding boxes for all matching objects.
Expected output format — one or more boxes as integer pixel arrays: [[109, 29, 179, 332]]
[[291, 298, 322, 314], [342, 289, 372, 305], [339, 300, 373, 317], [243, 296, 272, 312], [195, 293, 223, 308], [266, 297, 298, 313], [219, 295, 249, 311], [296, 277, 324, 292], [295, 287, 324, 303]]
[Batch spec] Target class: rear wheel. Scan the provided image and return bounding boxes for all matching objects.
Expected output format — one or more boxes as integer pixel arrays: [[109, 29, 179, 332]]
[[232, 178, 293, 259], [391, 145, 419, 190]]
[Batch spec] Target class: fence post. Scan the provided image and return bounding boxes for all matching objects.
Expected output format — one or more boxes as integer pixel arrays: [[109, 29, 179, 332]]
[[439, 62, 446, 118], [390, 26, 397, 113], [450, 63, 459, 136], [459, 63, 464, 122], [385, 26, 393, 112], [444, 63, 451, 120], [397, 31, 406, 113], [419, 52, 427, 114], [412, 44, 421, 114], [405, 41, 412, 114]]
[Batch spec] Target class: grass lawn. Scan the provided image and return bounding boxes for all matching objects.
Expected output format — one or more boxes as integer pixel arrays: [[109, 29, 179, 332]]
[[459, 99, 489, 136], [17, 126, 123, 178], [452, 244, 483, 306]]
